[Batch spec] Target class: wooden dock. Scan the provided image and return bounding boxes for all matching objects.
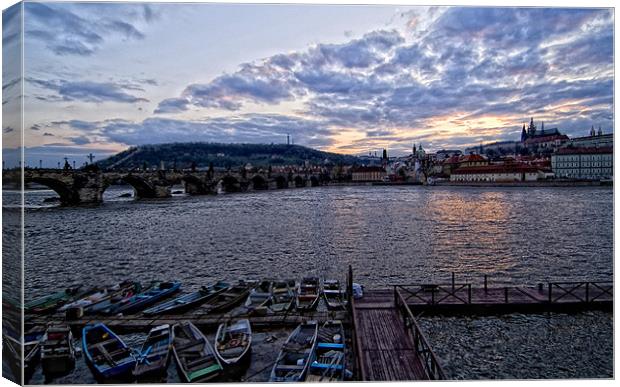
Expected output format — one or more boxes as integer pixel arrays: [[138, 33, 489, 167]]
[[25, 309, 348, 334], [395, 280, 613, 315], [351, 289, 445, 381]]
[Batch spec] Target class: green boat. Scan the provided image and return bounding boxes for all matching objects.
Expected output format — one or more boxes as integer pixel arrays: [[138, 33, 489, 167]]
[[25, 286, 84, 314], [172, 321, 223, 382]]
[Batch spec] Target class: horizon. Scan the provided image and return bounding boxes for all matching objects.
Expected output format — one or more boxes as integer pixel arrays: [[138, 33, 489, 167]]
[[2, 2, 614, 168]]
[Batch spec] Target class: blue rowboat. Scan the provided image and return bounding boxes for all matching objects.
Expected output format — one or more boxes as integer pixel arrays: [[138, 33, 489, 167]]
[[306, 320, 346, 382], [269, 321, 318, 382], [105, 282, 181, 315], [133, 324, 172, 380], [82, 323, 136, 381], [143, 282, 229, 316]]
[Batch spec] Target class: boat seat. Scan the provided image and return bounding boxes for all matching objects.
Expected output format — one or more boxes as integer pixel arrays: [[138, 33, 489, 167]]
[[87, 338, 117, 350], [311, 363, 344, 370], [186, 357, 213, 369], [175, 341, 204, 352], [276, 364, 305, 371], [317, 343, 344, 349]]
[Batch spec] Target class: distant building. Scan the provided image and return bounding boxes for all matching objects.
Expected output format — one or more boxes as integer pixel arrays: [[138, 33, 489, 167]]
[[523, 134, 569, 152], [351, 166, 386, 182], [451, 164, 544, 182], [516, 118, 570, 154], [551, 147, 613, 180], [435, 149, 463, 160], [565, 127, 613, 149], [459, 154, 489, 168], [465, 141, 518, 155], [521, 118, 563, 142]]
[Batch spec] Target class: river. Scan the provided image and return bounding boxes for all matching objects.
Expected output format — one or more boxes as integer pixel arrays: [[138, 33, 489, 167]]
[[3, 184, 614, 381]]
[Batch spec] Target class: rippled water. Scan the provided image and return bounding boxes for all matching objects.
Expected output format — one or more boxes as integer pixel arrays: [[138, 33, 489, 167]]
[[12, 185, 613, 295], [3, 184, 614, 380], [418, 311, 613, 379]]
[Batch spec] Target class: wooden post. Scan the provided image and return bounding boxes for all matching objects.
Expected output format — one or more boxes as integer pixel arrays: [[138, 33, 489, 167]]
[[504, 287, 508, 303], [538, 283, 543, 292], [585, 282, 589, 303], [468, 284, 472, 304], [348, 265, 353, 304], [451, 272, 455, 292], [484, 275, 488, 292]]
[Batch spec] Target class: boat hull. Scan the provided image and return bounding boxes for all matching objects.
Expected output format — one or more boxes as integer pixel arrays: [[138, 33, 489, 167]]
[[82, 323, 136, 382]]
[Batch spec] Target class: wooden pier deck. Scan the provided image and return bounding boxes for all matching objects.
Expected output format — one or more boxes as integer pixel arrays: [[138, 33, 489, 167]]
[[25, 309, 348, 334], [396, 280, 613, 314], [352, 289, 445, 381]]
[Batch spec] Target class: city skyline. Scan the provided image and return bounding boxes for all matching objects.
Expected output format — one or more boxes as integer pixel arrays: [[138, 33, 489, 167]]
[[2, 2, 614, 167]]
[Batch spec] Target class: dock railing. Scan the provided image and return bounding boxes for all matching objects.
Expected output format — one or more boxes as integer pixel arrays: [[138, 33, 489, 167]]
[[547, 281, 613, 303], [394, 287, 447, 380], [394, 283, 472, 305]]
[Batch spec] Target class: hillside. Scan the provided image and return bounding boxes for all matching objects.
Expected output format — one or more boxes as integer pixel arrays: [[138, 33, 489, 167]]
[[96, 143, 361, 170]]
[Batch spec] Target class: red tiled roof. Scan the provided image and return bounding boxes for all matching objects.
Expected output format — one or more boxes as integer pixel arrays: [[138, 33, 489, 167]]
[[460, 154, 487, 162], [351, 166, 386, 173], [452, 164, 541, 175], [555, 146, 613, 155], [442, 155, 461, 165]]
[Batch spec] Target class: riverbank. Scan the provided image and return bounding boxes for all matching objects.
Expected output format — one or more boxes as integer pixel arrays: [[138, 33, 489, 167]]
[[432, 180, 611, 187]]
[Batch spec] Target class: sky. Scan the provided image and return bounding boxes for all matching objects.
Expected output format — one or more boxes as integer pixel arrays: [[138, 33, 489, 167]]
[[1, 2, 615, 167]]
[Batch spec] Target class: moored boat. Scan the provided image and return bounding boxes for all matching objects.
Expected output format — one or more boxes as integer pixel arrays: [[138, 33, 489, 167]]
[[306, 320, 346, 382], [133, 324, 172, 380], [322, 280, 346, 311], [24, 328, 46, 381], [25, 286, 84, 314], [267, 280, 296, 313], [244, 280, 273, 313], [82, 323, 136, 381], [104, 281, 181, 315], [172, 321, 223, 382], [269, 321, 318, 382], [84, 281, 145, 315], [296, 277, 321, 311], [60, 280, 138, 314], [214, 319, 252, 366], [40, 325, 76, 376], [202, 281, 253, 314], [143, 282, 229, 316]]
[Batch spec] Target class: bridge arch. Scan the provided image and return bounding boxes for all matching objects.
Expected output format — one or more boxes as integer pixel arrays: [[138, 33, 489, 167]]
[[293, 175, 306, 188], [220, 175, 240, 193], [121, 175, 156, 198], [182, 175, 209, 195], [309, 175, 320, 187], [25, 177, 77, 205], [274, 175, 288, 189], [251, 175, 268, 190]]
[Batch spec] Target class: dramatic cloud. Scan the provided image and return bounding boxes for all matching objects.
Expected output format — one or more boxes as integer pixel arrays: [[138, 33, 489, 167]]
[[152, 7, 612, 154], [154, 98, 190, 114], [27, 78, 149, 104], [14, 5, 614, 162], [24, 2, 157, 56], [99, 114, 335, 148]]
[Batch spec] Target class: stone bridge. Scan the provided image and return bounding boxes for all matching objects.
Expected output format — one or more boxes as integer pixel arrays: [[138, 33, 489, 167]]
[[5, 169, 328, 205]]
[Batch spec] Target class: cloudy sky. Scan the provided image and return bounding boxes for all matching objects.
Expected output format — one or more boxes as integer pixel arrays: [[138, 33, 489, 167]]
[[2, 2, 614, 167]]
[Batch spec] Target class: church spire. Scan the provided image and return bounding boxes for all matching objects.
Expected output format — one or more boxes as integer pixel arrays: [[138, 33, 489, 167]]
[[528, 117, 536, 136]]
